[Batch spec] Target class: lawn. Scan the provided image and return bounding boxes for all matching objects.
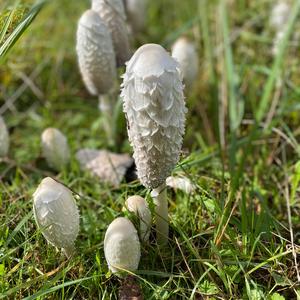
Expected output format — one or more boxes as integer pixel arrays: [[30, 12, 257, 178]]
[[1, 0, 300, 299]]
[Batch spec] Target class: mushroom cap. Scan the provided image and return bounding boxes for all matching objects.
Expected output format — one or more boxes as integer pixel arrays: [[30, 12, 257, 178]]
[[41, 128, 70, 171], [91, 0, 131, 66], [125, 0, 147, 32], [33, 177, 80, 251], [125, 196, 151, 242], [76, 9, 116, 95], [121, 43, 187, 189], [171, 37, 199, 89], [104, 217, 141, 275], [0, 116, 9, 157]]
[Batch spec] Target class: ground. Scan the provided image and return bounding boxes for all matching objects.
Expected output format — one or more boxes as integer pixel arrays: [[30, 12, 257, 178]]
[[0, 0, 300, 299]]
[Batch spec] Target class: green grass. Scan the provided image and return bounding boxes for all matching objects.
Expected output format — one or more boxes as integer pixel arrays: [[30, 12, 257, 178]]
[[1, 0, 300, 299]]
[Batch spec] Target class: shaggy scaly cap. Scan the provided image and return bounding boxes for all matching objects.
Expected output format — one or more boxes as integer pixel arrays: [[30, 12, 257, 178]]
[[92, 0, 130, 66], [125, 196, 151, 242], [104, 217, 141, 276], [0, 116, 9, 157], [76, 9, 116, 95], [121, 44, 187, 189], [172, 37, 199, 89], [33, 177, 80, 255], [41, 128, 70, 171]]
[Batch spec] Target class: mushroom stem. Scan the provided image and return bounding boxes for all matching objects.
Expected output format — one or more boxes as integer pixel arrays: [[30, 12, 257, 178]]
[[151, 183, 168, 245], [98, 94, 115, 147]]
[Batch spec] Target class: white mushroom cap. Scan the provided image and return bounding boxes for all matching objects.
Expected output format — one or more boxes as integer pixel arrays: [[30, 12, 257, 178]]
[[41, 128, 70, 171], [125, 196, 151, 242], [0, 116, 9, 157], [171, 37, 199, 89], [270, 1, 290, 30], [33, 177, 80, 257], [104, 217, 141, 276], [125, 0, 147, 33], [91, 0, 131, 66], [76, 9, 116, 95], [121, 43, 187, 189]]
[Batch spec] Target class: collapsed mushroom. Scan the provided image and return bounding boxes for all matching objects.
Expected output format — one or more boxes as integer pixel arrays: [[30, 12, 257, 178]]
[[76, 148, 133, 187], [104, 217, 141, 276], [121, 43, 187, 244], [0, 116, 9, 158], [33, 177, 80, 257], [91, 0, 131, 67], [41, 128, 70, 171]]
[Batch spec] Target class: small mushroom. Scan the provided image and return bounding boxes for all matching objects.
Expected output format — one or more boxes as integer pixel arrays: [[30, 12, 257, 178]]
[[76, 149, 133, 187], [33, 177, 80, 257], [121, 44, 187, 244], [125, 195, 151, 242], [0, 116, 9, 157], [91, 0, 131, 66], [104, 217, 141, 276], [41, 128, 70, 171], [171, 37, 199, 90]]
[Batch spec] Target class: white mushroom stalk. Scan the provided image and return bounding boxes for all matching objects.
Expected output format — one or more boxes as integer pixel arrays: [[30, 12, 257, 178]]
[[171, 37, 199, 90], [76, 9, 117, 143], [124, 0, 147, 33], [121, 44, 187, 245], [104, 217, 141, 276], [0, 116, 9, 158], [41, 128, 70, 171], [33, 177, 80, 257], [269, 1, 291, 56], [91, 0, 131, 66], [125, 195, 151, 242], [270, 1, 290, 31]]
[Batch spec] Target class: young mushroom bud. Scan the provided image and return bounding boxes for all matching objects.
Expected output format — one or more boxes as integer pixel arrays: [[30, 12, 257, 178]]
[[124, 0, 147, 33], [171, 37, 199, 90], [104, 217, 141, 276], [0, 116, 9, 157], [41, 128, 70, 171], [125, 196, 151, 243], [121, 44, 187, 244], [91, 0, 131, 66], [33, 177, 80, 257]]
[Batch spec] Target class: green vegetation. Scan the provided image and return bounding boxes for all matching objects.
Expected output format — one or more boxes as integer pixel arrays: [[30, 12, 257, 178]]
[[1, 0, 300, 298]]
